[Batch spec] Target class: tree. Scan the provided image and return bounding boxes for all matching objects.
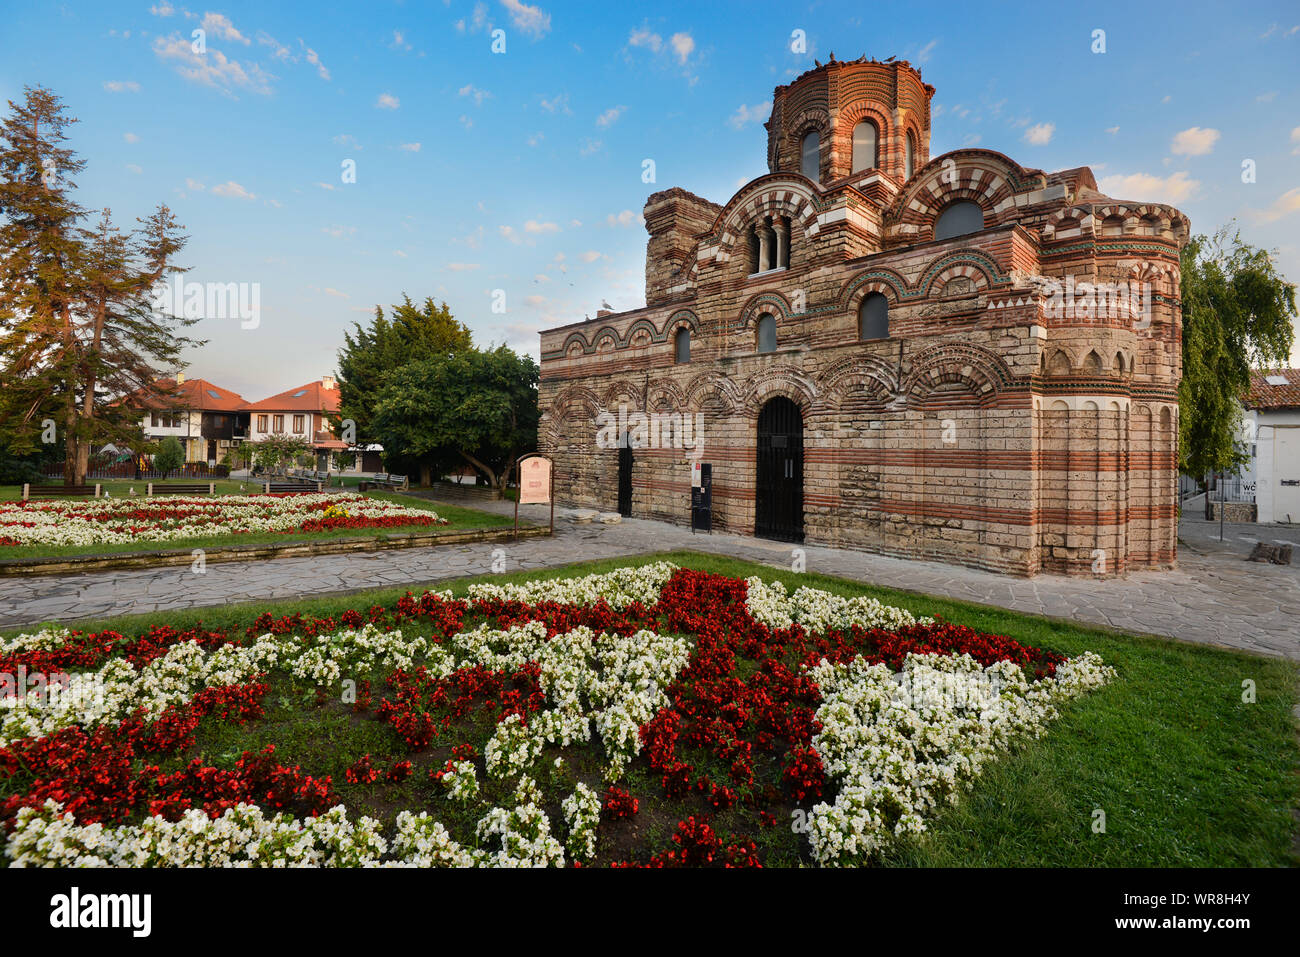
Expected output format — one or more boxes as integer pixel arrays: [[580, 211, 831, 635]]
[[251, 434, 312, 472], [1179, 225, 1296, 479], [153, 436, 183, 475], [0, 86, 199, 485], [335, 294, 473, 444], [370, 345, 539, 491]]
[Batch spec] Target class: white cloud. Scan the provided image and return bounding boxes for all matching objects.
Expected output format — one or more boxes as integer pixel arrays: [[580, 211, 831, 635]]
[[628, 26, 662, 52], [580, 138, 602, 155], [1171, 126, 1220, 156], [1097, 170, 1200, 204], [915, 38, 938, 63], [316, 182, 336, 191], [501, 0, 551, 39], [524, 220, 560, 234], [727, 101, 771, 130], [1023, 122, 1055, 146], [1291, 126, 1300, 155], [596, 105, 626, 127], [580, 250, 603, 263], [670, 32, 694, 64], [185, 178, 205, 191], [324, 287, 349, 298], [1250, 186, 1300, 224], [333, 134, 361, 150], [459, 84, 491, 106], [126, 164, 143, 174], [1105, 125, 1120, 135], [540, 93, 571, 114], [499, 225, 520, 244], [527, 131, 544, 146], [123, 132, 139, 143], [150, 2, 174, 15], [152, 34, 273, 96], [201, 13, 250, 45], [447, 262, 481, 271], [375, 92, 400, 110], [390, 30, 412, 51], [606, 210, 637, 228], [394, 250, 408, 258], [399, 142, 421, 152], [103, 80, 141, 93], [301, 42, 330, 81], [212, 180, 257, 200], [321, 224, 357, 238]]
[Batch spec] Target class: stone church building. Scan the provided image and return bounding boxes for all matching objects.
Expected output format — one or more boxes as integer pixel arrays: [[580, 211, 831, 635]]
[[538, 56, 1188, 576]]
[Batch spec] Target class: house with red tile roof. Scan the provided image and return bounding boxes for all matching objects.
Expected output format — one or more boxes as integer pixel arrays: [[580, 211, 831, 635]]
[[242, 375, 348, 469], [1241, 368, 1300, 524], [126, 374, 250, 465]]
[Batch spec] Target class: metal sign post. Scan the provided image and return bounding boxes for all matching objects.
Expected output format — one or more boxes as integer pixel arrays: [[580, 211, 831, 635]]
[[515, 453, 554, 541]]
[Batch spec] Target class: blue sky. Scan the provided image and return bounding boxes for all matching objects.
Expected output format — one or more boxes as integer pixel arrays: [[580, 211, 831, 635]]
[[2, 0, 1298, 397]]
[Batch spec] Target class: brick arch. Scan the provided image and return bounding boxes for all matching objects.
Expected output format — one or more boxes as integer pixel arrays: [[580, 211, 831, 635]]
[[559, 330, 592, 357], [646, 377, 687, 413], [683, 370, 742, 414], [592, 326, 621, 354], [917, 250, 1005, 298], [883, 148, 1047, 244], [542, 385, 601, 447], [691, 176, 822, 286], [737, 290, 797, 332], [834, 102, 891, 178], [817, 354, 898, 411], [600, 379, 641, 411], [740, 366, 818, 418], [663, 308, 701, 336], [902, 342, 1014, 407], [839, 266, 909, 309], [1046, 348, 1074, 375]]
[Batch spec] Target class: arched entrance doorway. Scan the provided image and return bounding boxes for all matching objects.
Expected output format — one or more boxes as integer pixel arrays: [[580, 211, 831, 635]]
[[617, 444, 633, 516], [755, 396, 804, 541]]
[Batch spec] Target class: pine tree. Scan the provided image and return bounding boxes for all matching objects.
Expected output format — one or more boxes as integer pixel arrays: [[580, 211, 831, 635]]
[[0, 86, 200, 483]]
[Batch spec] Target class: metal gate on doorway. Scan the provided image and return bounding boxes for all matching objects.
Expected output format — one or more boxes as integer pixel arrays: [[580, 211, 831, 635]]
[[755, 396, 804, 542]]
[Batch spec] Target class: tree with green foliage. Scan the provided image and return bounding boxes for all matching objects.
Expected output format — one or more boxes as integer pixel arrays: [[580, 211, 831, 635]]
[[0, 86, 199, 485], [1179, 225, 1296, 479], [152, 436, 184, 475], [335, 294, 473, 444], [370, 345, 539, 491], [251, 434, 312, 472]]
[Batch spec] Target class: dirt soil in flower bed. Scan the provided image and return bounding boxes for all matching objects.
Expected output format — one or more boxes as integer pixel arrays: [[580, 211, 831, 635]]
[[2, 552, 1296, 867]]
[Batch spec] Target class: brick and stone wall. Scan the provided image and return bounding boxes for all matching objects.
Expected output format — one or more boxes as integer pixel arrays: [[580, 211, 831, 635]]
[[538, 56, 1188, 577]]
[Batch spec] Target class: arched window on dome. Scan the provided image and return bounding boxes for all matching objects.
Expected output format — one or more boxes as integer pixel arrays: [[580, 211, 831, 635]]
[[859, 293, 889, 340], [905, 131, 916, 179], [934, 200, 985, 241], [800, 131, 820, 181], [674, 327, 691, 364], [756, 314, 778, 354], [851, 120, 878, 174]]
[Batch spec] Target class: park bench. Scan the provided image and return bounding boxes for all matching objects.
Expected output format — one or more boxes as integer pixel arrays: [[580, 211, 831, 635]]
[[21, 484, 101, 501], [359, 472, 408, 492], [263, 481, 323, 493], [147, 482, 216, 496]]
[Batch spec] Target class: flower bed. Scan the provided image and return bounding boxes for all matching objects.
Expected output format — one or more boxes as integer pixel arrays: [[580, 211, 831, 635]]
[[0, 493, 446, 548], [0, 564, 1112, 867]]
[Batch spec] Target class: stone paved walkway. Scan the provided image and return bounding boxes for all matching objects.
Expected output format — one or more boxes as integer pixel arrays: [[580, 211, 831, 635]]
[[4, 500, 1298, 660]]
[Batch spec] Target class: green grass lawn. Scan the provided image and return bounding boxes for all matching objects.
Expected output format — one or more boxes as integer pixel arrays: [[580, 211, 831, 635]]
[[7, 549, 1297, 867], [0, 489, 514, 561]]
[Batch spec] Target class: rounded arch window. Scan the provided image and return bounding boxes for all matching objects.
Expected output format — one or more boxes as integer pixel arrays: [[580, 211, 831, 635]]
[[905, 131, 916, 179], [859, 292, 889, 340], [934, 200, 985, 241], [800, 131, 820, 181], [756, 314, 778, 354], [674, 327, 691, 364], [851, 120, 878, 174]]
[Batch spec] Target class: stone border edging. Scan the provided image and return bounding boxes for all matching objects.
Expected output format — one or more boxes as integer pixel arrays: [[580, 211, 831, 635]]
[[0, 524, 549, 577]]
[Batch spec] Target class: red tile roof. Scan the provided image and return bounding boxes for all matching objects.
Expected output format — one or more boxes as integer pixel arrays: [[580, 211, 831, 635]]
[[129, 378, 248, 412], [243, 379, 341, 413], [1244, 368, 1300, 410]]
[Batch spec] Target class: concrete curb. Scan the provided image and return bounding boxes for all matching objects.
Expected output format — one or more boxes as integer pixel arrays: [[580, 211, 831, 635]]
[[0, 524, 550, 577]]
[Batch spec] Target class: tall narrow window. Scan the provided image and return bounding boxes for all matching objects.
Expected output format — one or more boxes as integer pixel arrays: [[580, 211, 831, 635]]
[[273, 414, 284, 433], [859, 293, 889, 340], [851, 120, 878, 173], [934, 200, 985, 241], [800, 131, 820, 181], [905, 131, 916, 179], [756, 314, 778, 354], [674, 327, 691, 364], [257, 415, 268, 433], [293, 414, 305, 434]]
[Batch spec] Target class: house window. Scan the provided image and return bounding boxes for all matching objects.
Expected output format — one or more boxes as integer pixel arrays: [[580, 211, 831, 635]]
[[273, 414, 284, 433], [905, 131, 916, 179], [934, 200, 985, 241], [756, 314, 778, 354], [257, 415, 268, 433], [293, 414, 305, 434], [851, 120, 878, 173], [859, 293, 889, 340], [800, 131, 820, 181], [674, 328, 690, 364]]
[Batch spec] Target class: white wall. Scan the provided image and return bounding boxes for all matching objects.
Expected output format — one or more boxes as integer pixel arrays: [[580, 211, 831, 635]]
[[1253, 409, 1300, 524]]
